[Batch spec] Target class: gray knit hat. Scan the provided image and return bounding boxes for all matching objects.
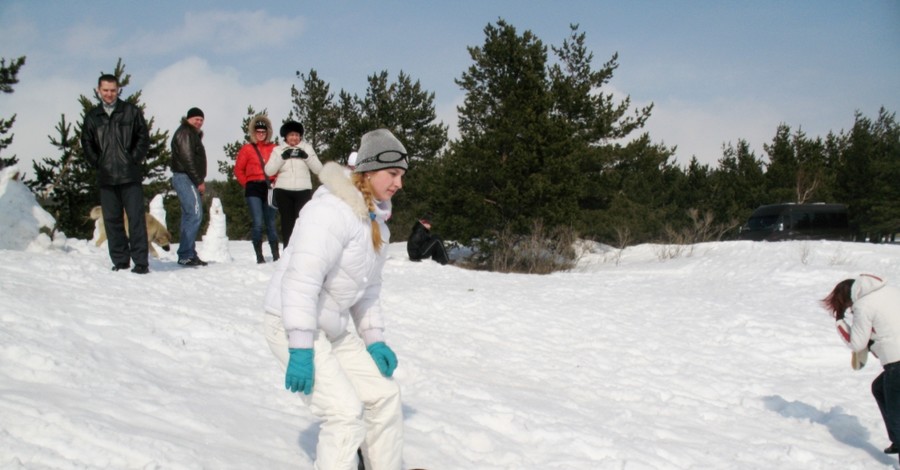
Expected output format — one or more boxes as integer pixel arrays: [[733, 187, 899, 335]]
[[353, 129, 408, 173]]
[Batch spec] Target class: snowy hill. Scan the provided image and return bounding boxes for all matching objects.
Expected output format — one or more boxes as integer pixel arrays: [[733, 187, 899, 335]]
[[1, 169, 899, 468]]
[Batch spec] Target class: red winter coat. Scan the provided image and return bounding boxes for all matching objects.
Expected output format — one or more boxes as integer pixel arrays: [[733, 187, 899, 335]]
[[234, 114, 277, 187]]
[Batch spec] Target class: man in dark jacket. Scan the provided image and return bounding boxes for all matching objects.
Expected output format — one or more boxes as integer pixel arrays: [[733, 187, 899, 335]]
[[81, 74, 151, 274], [170, 107, 208, 267], [407, 215, 449, 265]]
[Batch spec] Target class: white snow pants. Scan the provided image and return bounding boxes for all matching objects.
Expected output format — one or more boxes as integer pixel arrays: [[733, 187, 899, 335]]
[[264, 312, 403, 470]]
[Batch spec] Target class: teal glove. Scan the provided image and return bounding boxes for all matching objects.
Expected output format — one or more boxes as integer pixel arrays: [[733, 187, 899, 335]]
[[285, 348, 314, 394], [367, 342, 398, 377]]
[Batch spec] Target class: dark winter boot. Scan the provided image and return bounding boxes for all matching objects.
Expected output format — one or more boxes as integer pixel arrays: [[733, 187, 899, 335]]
[[270, 241, 280, 262], [253, 241, 265, 264]]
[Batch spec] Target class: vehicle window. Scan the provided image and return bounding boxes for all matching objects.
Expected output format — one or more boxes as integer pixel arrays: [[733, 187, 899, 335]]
[[815, 211, 850, 229], [793, 211, 813, 229], [791, 209, 849, 230], [811, 212, 831, 229], [748, 215, 779, 230]]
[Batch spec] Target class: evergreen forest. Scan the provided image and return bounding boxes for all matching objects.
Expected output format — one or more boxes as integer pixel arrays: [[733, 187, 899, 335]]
[[3, 20, 898, 272]]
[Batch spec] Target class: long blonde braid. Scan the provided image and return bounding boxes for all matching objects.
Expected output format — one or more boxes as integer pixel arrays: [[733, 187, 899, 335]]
[[352, 173, 383, 251]]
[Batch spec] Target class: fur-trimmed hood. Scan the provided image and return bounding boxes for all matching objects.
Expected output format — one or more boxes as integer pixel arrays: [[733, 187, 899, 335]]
[[247, 115, 273, 143], [265, 160, 393, 351], [316, 162, 394, 222]]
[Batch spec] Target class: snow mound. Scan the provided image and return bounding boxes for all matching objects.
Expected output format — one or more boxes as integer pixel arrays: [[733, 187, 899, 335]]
[[0, 166, 58, 251]]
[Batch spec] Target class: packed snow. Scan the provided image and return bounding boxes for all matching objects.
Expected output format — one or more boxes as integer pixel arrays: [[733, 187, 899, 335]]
[[1, 166, 899, 469]]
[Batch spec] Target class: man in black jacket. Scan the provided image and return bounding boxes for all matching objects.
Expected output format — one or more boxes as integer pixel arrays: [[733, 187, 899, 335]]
[[81, 74, 151, 274], [407, 215, 449, 265], [170, 107, 208, 267]]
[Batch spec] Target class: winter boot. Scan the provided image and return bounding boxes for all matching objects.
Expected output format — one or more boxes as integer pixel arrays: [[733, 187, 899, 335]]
[[253, 241, 265, 264], [270, 241, 280, 262]]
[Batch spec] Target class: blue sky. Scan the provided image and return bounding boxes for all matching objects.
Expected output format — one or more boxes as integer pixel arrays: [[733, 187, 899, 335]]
[[1, 1, 898, 180]]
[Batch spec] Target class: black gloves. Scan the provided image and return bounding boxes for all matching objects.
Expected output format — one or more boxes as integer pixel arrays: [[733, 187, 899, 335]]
[[281, 148, 308, 160]]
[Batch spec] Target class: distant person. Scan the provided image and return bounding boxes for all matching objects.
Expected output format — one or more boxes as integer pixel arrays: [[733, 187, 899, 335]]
[[264, 120, 323, 247], [170, 107, 208, 267], [80, 73, 151, 274], [824, 274, 900, 455], [263, 128, 408, 469], [234, 115, 279, 263], [407, 215, 449, 265]]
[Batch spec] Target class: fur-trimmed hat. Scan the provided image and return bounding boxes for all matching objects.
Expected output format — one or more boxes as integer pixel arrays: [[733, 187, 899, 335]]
[[353, 129, 408, 173], [279, 121, 304, 138], [248, 115, 272, 143]]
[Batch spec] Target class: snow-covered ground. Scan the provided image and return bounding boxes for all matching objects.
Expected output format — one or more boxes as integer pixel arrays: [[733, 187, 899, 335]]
[[2, 167, 900, 469]]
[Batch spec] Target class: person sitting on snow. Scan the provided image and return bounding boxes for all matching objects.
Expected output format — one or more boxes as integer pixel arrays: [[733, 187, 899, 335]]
[[407, 214, 449, 265]]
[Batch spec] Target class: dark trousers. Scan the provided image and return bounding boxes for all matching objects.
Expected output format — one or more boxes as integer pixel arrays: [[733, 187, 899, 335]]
[[873, 361, 900, 445], [273, 188, 312, 247], [99, 182, 148, 268], [414, 236, 449, 265]]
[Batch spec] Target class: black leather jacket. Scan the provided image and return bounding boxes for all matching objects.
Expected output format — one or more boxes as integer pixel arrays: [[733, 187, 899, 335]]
[[80, 99, 150, 186], [170, 119, 207, 185]]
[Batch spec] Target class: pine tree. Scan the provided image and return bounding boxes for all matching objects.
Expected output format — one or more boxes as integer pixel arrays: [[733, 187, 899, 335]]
[[287, 68, 448, 230], [438, 20, 558, 242], [28, 59, 170, 239], [357, 70, 448, 229], [789, 130, 827, 204], [816, 130, 846, 204], [26, 115, 94, 238], [0, 56, 26, 171], [289, 68, 447, 171], [835, 108, 900, 240], [682, 157, 713, 212], [866, 109, 900, 241], [435, 20, 653, 244], [709, 139, 766, 230], [763, 124, 828, 204], [549, 25, 651, 142], [358, 71, 447, 164], [333, 90, 365, 161], [290, 70, 340, 159], [762, 124, 798, 203]]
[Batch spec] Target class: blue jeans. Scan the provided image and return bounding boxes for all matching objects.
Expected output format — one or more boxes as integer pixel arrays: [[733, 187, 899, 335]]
[[246, 195, 278, 244], [172, 172, 203, 260]]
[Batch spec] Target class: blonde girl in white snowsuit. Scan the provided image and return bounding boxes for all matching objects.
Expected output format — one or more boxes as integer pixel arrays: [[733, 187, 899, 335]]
[[264, 129, 407, 469]]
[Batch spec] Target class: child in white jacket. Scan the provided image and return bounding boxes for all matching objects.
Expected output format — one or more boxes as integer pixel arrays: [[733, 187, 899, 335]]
[[264, 129, 408, 470], [825, 274, 900, 455]]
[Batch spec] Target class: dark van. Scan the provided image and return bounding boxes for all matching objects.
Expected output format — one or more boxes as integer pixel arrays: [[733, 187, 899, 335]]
[[738, 203, 852, 241]]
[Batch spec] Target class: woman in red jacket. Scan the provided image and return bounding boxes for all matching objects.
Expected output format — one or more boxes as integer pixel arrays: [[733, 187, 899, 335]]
[[234, 114, 279, 263]]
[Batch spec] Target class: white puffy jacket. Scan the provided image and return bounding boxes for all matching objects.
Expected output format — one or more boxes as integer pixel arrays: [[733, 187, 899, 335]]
[[849, 274, 900, 365], [264, 162, 391, 349], [264, 140, 323, 191]]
